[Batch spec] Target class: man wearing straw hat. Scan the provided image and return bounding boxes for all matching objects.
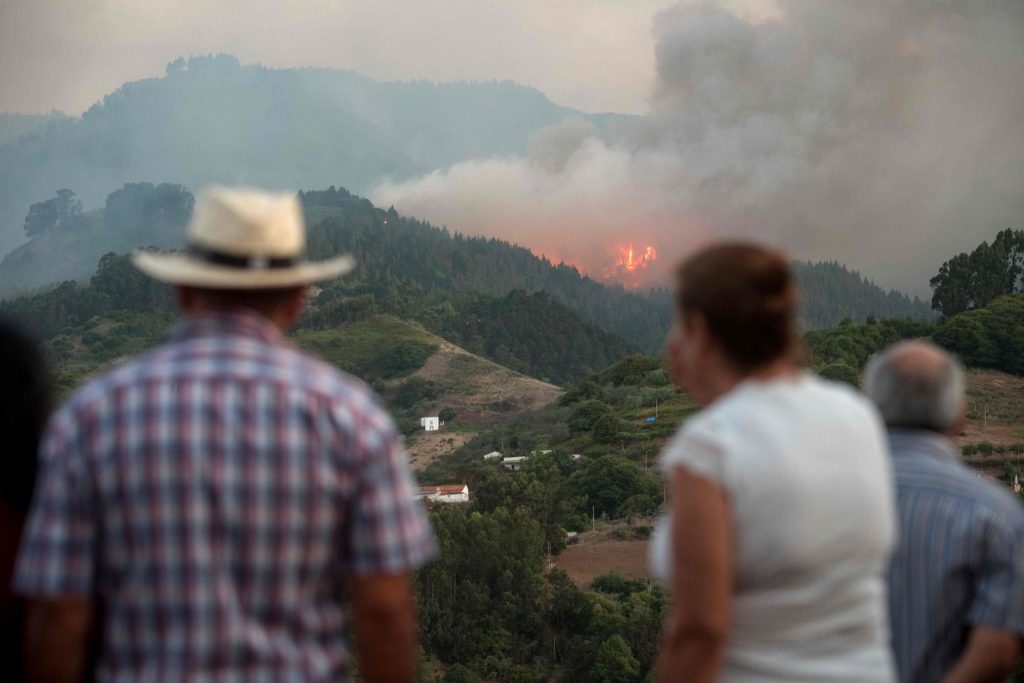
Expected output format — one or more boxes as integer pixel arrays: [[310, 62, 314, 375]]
[[14, 187, 437, 683]]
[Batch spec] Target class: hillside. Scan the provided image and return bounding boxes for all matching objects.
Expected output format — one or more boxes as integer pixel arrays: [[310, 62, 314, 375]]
[[0, 182, 935, 363], [0, 112, 70, 145], [0, 54, 631, 255], [420, 354, 1024, 596], [293, 314, 561, 443], [0, 184, 665, 356], [793, 260, 933, 325], [26, 306, 562, 468], [401, 336, 561, 470]]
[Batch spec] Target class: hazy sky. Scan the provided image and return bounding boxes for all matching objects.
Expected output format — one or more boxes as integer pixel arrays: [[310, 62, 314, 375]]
[[0, 0, 685, 115]]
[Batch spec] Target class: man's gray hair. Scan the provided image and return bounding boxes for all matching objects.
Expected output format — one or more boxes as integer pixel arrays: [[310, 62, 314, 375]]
[[863, 341, 966, 433]]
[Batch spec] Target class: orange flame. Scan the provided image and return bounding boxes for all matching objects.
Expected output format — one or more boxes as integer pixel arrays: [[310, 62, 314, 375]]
[[613, 243, 657, 273]]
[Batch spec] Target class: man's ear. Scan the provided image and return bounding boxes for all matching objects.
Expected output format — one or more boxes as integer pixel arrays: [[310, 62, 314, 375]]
[[282, 286, 309, 327], [176, 286, 196, 313], [950, 399, 969, 437], [685, 310, 712, 359]]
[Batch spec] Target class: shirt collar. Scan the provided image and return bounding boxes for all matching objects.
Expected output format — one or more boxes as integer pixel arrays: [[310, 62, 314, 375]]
[[170, 309, 285, 345], [887, 428, 960, 463]]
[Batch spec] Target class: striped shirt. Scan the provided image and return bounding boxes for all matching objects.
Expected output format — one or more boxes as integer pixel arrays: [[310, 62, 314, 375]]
[[887, 430, 1024, 683], [14, 311, 437, 683]]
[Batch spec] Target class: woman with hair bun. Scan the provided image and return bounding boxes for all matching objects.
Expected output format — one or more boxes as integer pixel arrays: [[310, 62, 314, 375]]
[[651, 243, 896, 682]]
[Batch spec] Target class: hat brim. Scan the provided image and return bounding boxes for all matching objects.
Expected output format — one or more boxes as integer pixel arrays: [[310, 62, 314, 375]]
[[132, 250, 355, 289]]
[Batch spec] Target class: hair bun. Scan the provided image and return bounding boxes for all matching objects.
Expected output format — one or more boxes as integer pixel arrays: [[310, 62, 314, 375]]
[[676, 242, 800, 370]]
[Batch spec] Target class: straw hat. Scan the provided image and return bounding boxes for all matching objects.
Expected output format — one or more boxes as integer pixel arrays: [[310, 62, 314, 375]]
[[133, 186, 354, 289]]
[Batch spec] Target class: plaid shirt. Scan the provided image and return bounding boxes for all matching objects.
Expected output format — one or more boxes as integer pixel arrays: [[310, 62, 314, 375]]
[[887, 430, 1024, 683], [15, 311, 437, 682]]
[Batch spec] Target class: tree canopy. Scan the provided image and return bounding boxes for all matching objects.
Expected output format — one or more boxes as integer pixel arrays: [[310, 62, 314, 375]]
[[23, 189, 81, 237], [930, 229, 1024, 317]]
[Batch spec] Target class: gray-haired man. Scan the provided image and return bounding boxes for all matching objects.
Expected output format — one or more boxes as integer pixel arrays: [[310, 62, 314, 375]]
[[864, 341, 1024, 683]]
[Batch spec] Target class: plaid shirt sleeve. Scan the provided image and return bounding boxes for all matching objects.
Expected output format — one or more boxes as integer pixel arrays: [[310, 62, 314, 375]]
[[340, 400, 438, 576], [13, 407, 98, 597], [967, 507, 1024, 636]]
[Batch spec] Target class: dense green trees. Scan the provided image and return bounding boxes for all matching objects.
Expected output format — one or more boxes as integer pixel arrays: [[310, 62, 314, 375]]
[[568, 400, 613, 434], [802, 294, 1024, 377], [103, 182, 193, 238], [414, 451, 666, 682], [23, 189, 82, 237], [932, 295, 1024, 375], [930, 229, 1024, 317], [804, 317, 936, 371], [0, 253, 172, 339], [562, 456, 661, 519], [792, 260, 932, 325], [427, 290, 634, 384]]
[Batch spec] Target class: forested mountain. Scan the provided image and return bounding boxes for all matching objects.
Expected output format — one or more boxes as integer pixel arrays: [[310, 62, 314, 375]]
[[0, 246, 636, 386], [0, 183, 668, 354], [0, 53, 630, 254], [792, 260, 933, 325], [0, 112, 69, 146], [423, 290, 634, 383], [0, 183, 193, 293], [0, 182, 936, 358]]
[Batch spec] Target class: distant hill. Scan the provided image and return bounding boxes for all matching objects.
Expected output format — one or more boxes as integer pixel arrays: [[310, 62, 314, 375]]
[[295, 314, 562, 470], [0, 112, 70, 146], [0, 182, 194, 295], [0, 54, 631, 254], [792, 260, 933, 325]]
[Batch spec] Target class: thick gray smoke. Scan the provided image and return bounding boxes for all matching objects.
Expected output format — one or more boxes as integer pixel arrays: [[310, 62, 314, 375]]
[[372, 0, 1024, 294]]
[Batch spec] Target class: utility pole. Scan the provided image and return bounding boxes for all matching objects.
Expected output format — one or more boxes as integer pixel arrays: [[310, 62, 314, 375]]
[[592, 505, 596, 531]]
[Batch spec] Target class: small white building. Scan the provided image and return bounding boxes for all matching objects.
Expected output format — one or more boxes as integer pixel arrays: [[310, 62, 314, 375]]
[[570, 454, 582, 462], [483, 450, 503, 461], [502, 456, 528, 471], [415, 484, 470, 504], [420, 416, 440, 432]]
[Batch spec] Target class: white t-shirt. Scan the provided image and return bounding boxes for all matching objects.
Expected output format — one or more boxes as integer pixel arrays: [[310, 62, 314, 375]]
[[650, 373, 896, 682]]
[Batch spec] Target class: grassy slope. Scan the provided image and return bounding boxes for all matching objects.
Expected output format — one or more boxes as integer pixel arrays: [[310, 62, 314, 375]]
[[295, 314, 438, 378], [296, 315, 562, 467]]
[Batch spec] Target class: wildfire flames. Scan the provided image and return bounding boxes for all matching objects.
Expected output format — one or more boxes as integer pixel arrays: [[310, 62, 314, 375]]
[[613, 243, 657, 272], [617, 244, 656, 272], [603, 243, 658, 288]]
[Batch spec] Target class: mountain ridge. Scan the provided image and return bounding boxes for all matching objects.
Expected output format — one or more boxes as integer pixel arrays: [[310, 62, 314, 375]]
[[0, 53, 633, 254], [0, 183, 934, 355]]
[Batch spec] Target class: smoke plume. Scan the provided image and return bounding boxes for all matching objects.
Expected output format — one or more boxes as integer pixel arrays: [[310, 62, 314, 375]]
[[372, 0, 1024, 294]]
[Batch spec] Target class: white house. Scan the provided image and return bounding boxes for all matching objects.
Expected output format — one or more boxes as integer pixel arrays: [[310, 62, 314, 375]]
[[502, 456, 528, 471], [483, 450, 503, 461], [420, 416, 440, 432], [415, 484, 470, 504]]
